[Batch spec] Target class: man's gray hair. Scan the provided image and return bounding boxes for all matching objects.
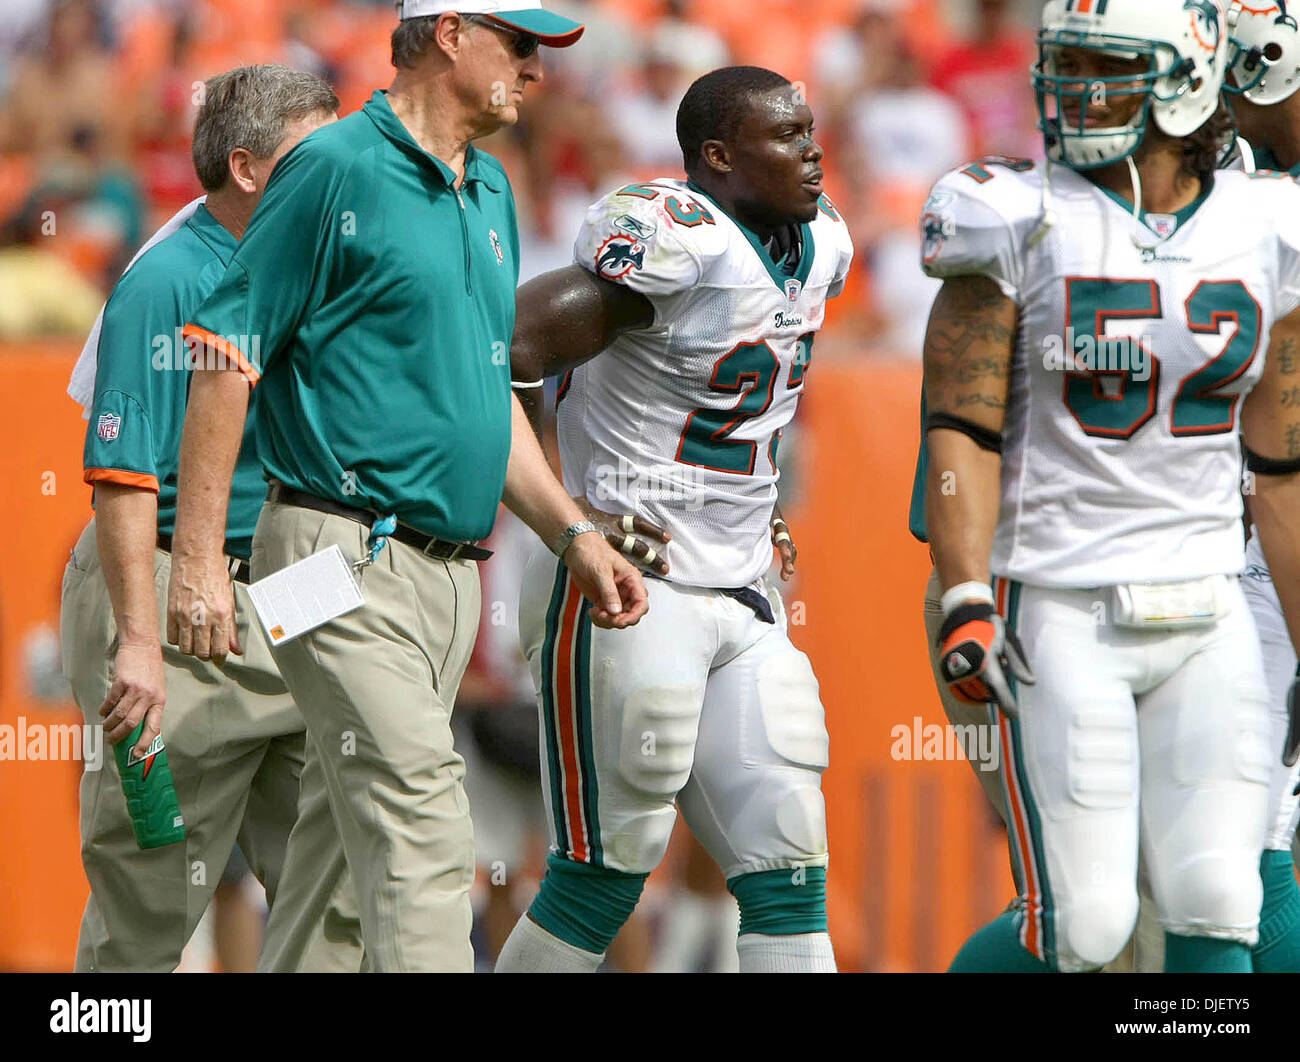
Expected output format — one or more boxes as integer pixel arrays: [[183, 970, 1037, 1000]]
[[391, 14, 440, 69], [192, 65, 339, 192]]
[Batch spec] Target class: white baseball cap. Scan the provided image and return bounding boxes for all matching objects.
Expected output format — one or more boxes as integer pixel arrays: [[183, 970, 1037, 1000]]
[[397, 1, 585, 47]]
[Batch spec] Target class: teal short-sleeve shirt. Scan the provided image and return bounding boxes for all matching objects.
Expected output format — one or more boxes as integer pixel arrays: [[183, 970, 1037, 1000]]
[[84, 204, 264, 558], [186, 91, 519, 543]]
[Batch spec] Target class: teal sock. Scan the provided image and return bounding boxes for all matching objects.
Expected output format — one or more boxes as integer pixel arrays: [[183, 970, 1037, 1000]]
[[1253, 848, 1300, 973], [1164, 932, 1251, 973], [527, 853, 647, 954], [948, 909, 1052, 972], [727, 867, 828, 936]]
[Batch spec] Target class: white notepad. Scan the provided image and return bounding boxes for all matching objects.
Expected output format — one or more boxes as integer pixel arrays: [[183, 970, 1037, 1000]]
[[247, 545, 364, 645]]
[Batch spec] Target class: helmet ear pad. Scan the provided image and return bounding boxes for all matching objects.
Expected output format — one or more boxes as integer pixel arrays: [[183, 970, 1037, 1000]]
[[1229, 0, 1300, 106], [1152, 47, 1226, 138]]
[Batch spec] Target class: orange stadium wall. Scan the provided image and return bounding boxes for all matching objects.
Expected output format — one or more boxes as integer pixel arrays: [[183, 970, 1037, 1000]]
[[0, 347, 1013, 972]]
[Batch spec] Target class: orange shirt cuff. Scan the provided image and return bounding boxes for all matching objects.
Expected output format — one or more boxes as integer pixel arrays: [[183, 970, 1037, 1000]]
[[85, 468, 160, 493], [181, 324, 261, 385]]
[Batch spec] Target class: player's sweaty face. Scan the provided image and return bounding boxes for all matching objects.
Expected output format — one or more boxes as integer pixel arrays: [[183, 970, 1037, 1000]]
[[728, 88, 825, 226], [1051, 46, 1148, 130]]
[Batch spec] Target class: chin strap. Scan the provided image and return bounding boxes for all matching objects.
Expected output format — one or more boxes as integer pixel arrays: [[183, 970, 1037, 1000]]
[[1028, 157, 1058, 249], [1237, 136, 1258, 173], [1125, 154, 1159, 253]]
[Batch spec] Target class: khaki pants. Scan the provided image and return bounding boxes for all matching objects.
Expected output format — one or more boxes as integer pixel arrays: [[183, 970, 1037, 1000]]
[[60, 519, 362, 972], [252, 501, 481, 972]]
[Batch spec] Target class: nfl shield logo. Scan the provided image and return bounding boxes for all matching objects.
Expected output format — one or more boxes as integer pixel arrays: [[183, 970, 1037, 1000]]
[[1148, 213, 1177, 239], [785, 279, 802, 303], [489, 229, 504, 265], [97, 412, 121, 442]]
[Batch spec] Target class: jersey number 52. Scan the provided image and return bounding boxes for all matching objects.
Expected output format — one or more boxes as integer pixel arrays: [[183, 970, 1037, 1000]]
[[1063, 278, 1261, 438]]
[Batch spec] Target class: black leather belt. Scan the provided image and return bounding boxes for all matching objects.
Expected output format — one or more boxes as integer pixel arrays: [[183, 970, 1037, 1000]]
[[265, 482, 493, 562], [156, 533, 252, 584]]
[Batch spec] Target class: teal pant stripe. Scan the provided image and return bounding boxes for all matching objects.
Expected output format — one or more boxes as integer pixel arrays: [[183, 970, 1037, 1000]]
[[1003, 578, 1057, 965], [990, 696, 1028, 899], [539, 561, 570, 857], [991, 576, 1028, 901], [573, 598, 603, 867]]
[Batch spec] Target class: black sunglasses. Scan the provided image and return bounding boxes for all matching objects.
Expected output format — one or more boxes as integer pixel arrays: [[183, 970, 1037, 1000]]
[[462, 13, 540, 59]]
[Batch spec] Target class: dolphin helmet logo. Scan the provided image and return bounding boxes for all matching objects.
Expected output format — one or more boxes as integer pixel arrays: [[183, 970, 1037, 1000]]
[[1187, 0, 1224, 50]]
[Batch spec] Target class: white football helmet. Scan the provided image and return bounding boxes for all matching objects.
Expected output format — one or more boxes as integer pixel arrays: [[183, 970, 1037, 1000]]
[[1227, 1, 1300, 103], [1034, 0, 1230, 168]]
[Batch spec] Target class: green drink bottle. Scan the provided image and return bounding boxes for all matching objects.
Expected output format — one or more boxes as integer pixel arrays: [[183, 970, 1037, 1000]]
[[114, 722, 186, 849]]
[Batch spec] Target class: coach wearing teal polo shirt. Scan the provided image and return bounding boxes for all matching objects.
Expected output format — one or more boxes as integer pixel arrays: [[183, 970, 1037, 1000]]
[[167, 2, 648, 972]]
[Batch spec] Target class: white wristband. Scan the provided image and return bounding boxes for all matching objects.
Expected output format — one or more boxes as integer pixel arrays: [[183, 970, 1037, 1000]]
[[941, 581, 995, 616], [511, 379, 545, 390]]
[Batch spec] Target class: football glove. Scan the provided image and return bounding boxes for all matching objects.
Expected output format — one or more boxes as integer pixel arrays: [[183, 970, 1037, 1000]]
[[937, 602, 1035, 716]]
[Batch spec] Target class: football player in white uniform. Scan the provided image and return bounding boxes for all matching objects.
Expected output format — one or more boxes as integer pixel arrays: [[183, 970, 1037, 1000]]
[[1221, 0, 1300, 972], [925, 0, 1300, 973], [496, 66, 853, 973]]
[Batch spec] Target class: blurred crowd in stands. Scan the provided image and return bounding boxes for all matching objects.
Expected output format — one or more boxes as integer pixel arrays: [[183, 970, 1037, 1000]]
[[0, 0, 1042, 353]]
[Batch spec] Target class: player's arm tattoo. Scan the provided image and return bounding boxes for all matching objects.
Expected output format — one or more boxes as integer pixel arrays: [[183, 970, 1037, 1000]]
[[923, 275, 1018, 433], [1243, 314, 1300, 460], [1242, 320, 1300, 662], [511, 265, 655, 437], [1278, 334, 1299, 377]]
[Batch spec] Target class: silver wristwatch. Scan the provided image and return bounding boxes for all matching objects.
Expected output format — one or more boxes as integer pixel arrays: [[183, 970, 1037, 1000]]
[[550, 520, 599, 558]]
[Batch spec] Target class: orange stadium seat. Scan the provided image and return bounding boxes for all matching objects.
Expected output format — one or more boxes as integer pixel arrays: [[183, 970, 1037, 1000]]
[[331, 8, 403, 117], [118, 6, 172, 86], [191, 0, 288, 71], [0, 155, 36, 227], [597, 0, 670, 28]]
